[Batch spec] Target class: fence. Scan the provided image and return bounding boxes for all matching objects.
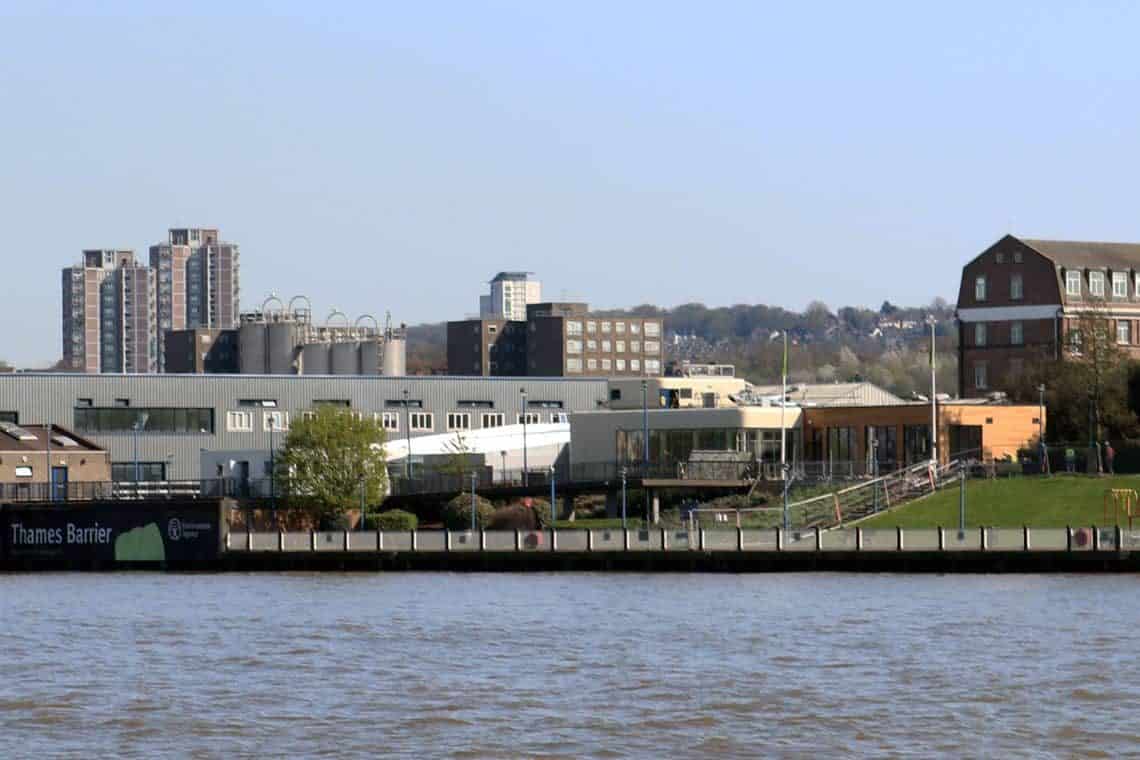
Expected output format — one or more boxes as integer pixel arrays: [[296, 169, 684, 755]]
[[223, 525, 1132, 555]]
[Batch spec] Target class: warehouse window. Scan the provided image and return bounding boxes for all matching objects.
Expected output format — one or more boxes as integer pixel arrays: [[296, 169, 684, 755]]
[[74, 407, 215, 434], [447, 412, 471, 431], [410, 412, 433, 431], [226, 411, 253, 432], [481, 413, 505, 428], [376, 412, 399, 431]]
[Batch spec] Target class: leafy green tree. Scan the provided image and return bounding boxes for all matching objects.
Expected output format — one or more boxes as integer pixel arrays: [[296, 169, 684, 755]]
[[276, 406, 388, 521]]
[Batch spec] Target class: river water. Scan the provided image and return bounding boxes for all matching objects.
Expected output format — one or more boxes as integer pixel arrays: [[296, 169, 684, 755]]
[[1, 573, 1138, 758]]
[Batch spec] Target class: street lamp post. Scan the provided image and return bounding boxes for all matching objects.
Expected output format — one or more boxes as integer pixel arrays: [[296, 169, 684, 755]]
[[470, 470, 478, 532], [269, 421, 276, 510], [620, 466, 628, 529], [926, 316, 938, 466], [403, 389, 411, 481], [1038, 384, 1048, 475], [133, 412, 150, 496], [520, 388, 529, 486], [641, 379, 649, 476], [549, 464, 556, 527]]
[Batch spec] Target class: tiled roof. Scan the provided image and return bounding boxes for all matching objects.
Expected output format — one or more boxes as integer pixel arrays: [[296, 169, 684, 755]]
[[1020, 238, 1140, 271]]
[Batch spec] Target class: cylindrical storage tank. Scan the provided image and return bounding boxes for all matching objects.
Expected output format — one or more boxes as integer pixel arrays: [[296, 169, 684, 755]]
[[331, 341, 360, 375], [268, 323, 296, 374], [239, 323, 267, 374], [300, 343, 330, 375], [382, 336, 407, 376], [359, 340, 380, 375]]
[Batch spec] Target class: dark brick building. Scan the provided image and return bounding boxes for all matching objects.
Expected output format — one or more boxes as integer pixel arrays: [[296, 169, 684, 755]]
[[447, 302, 663, 377], [956, 234, 1140, 397]]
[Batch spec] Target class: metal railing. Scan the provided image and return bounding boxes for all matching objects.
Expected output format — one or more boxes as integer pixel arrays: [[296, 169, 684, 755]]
[[223, 525, 1131, 554]]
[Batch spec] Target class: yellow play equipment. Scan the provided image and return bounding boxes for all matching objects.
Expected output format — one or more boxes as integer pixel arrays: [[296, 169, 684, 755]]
[[1104, 489, 1140, 529]]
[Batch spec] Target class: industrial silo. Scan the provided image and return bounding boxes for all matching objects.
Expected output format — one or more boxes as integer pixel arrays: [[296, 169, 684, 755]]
[[382, 334, 407, 376], [359, 340, 381, 375], [239, 321, 267, 374], [331, 341, 359, 375], [301, 343, 330, 375], [267, 322, 297, 374]]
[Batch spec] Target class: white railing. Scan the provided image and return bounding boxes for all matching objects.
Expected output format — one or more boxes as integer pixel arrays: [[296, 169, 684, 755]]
[[224, 525, 1126, 554]]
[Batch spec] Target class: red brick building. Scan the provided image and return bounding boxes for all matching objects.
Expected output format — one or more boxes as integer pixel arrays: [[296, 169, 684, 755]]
[[956, 234, 1140, 397]]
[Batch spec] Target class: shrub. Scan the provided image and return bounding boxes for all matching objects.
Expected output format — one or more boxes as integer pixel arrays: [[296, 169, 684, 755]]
[[369, 509, 419, 531], [487, 505, 540, 530], [443, 493, 496, 530]]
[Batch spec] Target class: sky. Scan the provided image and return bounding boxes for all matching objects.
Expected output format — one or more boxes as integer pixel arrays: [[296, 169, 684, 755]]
[[3, 1, 1140, 366]]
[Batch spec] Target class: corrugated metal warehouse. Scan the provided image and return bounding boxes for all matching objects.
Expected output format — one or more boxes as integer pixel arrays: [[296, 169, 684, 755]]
[[0, 375, 607, 480]]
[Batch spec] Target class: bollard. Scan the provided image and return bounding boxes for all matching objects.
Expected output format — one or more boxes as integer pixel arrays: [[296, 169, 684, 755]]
[[378, 529, 384, 551], [699, 528, 707, 552], [1116, 525, 1122, 552], [661, 527, 669, 551], [587, 529, 594, 552], [225, 532, 231, 551], [310, 530, 317, 552], [345, 529, 351, 551], [1023, 525, 1031, 551], [1066, 525, 1072, 552], [815, 526, 823, 552], [1093, 525, 1100, 551], [938, 527, 945, 551], [278, 531, 285, 552], [445, 531, 452, 552], [897, 526, 904, 551], [737, 527, 744, 551], [776, 528, 784, 551], [515, 529, 521, 551], [411, 530, 418, 552], [480, 529, 487, 551], [855, 527, 863, 551], [551, 529, 558, 552], [623, 529, 631, 551], [246, 531, 253, 551]]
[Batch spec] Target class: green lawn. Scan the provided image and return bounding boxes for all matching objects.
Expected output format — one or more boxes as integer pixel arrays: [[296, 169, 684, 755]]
[[859, 475, 1140, 528]]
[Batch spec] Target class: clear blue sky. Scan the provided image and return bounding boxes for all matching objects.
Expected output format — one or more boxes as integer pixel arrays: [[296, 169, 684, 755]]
[[4, 1, 1140, 366]]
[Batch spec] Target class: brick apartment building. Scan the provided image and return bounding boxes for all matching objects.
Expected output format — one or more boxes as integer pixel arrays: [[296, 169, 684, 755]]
[[61, 250, 158, 373], [956, 234, 1140, 397], [447, 302, 663, 377]]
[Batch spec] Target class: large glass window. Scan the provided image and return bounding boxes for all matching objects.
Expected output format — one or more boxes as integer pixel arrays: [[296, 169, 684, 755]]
[[903, 425, 932, 465], [1066, 270, 1082, 297], [1090, 271, 1105, 297], [1118, 321, 1131, 345], [74, 407, 214, 434], [827, 427, 856, 462], [1114, 272, 1129, 298]]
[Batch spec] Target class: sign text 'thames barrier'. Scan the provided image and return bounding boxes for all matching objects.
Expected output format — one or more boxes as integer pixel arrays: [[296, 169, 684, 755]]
[[2, 502, 223, 562]]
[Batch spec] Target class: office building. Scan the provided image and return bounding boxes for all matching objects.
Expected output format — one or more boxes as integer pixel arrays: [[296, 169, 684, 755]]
[[149, 227, 240, 369], [447, 302, 664, 377], [957, 234, 1140, 396], [61, 250, 158, 373], [479, 271, 542, 321]]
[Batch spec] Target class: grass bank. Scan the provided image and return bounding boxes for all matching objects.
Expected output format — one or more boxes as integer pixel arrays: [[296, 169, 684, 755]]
[[859, 474, 1140, 528]]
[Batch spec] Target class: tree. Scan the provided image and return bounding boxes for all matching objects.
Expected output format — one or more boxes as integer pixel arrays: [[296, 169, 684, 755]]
[[276, 406, 388, 521]]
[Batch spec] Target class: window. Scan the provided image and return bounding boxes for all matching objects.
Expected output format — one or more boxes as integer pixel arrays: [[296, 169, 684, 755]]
[[587, 358, 598, 370], [630, 359, 641, 372], [974, 323, 987, 347], [630, 322, 640, 334], [481, 412, 505, 428], [974, 362, 988, 390], [644, 322, 660, 337], [264, 411, 289, 432], [410, 412, 433, 431], [1013, 251, 1023, 263], [487, 324, 497, 334], [586, 339, 597, 351], [645, 341, 660, 354], [517, 412, 542, 425], [377, 412, 399, 431], [226, 410, 253, 432], [1114, 272, 1129, 298], [1118, 321, 1132, 345], [602, 358, 612, 370], [1010, 274, 1023, 301], [616, 359, 626, 371], [114, 398, 130, 408], [587, 321, 597, 333], [645, 359, 661, 374], [566, 339, 582, 354], [1066, 270, 1082, 297], [616, 341, 626, 353], [566, 321, 583, 335], [567, 357, 583, 373], [630, 340, 640, 353], [601, 321, 612, 333], [447, 412, 471, 431], [551, 412, 569, 424], [1068, 329, 1082, 354], [457, 400, 494, 409], [14, 466, 33, 478], [975, 275, 987, 301], [995, 252, 1006, 264], [602, 340, 612, 352], [386, 399, 422, 409], [74, 407, 215, 434], [616, 322, 627, 334], [239, 399, 278, 408], [1090, 271, 1105, 297], [610, 389, 622, 401], [1010, 321, 1024, 346]]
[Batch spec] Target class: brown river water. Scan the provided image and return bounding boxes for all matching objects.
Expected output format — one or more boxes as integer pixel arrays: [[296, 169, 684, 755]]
[[1, 573, 1138, 758]]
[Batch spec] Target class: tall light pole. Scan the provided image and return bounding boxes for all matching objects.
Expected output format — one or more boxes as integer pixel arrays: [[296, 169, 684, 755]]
[[133, 411, 150, 492], [926, 316, 938, 466], [1038, 383, 1048, 474], [549, 464, 556, 527], [45, 418, 53, 501], [620, 466, 628, 529], [520, 387, 529, 486], [641, 379, 649, 475], [403, 389, 411, 480]]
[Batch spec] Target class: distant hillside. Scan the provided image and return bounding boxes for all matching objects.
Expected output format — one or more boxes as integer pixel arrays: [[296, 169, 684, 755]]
[[405, 299, 960, 397]]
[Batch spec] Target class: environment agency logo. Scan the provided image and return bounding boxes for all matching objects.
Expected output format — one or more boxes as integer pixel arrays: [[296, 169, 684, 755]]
[[167, 518, 182, 541]]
